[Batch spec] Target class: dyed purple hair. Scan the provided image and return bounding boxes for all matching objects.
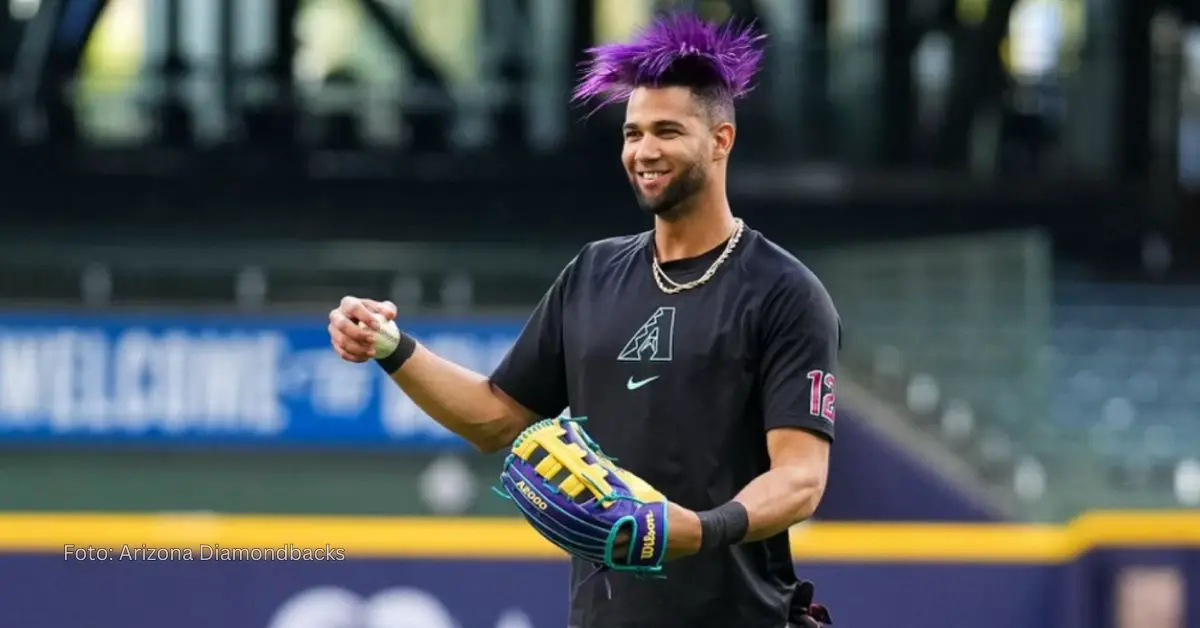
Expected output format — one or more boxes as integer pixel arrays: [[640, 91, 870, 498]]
[[572, 12, 767, 114]]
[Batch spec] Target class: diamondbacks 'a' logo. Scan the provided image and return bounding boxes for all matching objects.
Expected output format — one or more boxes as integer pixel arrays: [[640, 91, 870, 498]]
[[618, 307, 676, 362]]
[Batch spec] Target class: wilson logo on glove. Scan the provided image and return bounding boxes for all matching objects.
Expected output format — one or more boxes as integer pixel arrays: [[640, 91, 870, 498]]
[[493, 416, 670, 576], [640, 511, 657, 560]]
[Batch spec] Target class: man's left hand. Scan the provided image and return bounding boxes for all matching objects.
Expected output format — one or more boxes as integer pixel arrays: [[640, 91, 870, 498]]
[[610, 503, 702, 561]]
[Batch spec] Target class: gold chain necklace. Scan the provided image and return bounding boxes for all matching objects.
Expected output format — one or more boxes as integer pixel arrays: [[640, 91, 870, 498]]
[[651, 218, 746, 295]]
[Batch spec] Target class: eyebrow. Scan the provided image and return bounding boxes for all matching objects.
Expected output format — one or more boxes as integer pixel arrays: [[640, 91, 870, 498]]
[[623, 120, 686, 133]]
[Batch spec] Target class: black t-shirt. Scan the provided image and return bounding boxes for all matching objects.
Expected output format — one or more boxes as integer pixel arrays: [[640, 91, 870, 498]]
[[490, 227, 840, 628]]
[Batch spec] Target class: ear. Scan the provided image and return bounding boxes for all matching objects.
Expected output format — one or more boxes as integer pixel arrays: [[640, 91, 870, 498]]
[[712, 122, 735, 161]]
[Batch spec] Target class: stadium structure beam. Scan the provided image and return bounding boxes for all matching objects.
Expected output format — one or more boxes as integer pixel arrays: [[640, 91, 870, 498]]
[[927, 0, 1019, 167], [352, 0, 450, 153]]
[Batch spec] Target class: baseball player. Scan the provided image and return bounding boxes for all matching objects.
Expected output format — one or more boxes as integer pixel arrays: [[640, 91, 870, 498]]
[[328, 12, 839, 628]]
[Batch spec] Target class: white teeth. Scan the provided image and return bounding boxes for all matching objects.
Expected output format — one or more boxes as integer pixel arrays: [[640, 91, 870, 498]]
[[640, 172, 663, 180]]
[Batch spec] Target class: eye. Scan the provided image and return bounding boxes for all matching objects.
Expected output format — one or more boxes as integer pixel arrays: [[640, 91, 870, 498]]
[[623, 130, 641, 141]]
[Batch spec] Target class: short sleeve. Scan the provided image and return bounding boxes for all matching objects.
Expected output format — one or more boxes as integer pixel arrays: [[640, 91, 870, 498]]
[[758, 273, 841, 442], [488, 250, 582, 419]]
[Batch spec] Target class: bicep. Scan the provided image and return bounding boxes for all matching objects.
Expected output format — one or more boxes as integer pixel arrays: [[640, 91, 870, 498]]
[[490, 382, 541, 424], [480, 382, 543, 447], [767, 427, 830, 474], [758, 276, 841, 441]]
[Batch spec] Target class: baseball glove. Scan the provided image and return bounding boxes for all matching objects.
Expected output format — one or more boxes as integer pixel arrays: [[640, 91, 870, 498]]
[[494, 416, 670, 575]]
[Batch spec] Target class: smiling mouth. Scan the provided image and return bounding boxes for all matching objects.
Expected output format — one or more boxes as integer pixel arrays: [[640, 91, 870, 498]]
[[638, 172, 669, 181]]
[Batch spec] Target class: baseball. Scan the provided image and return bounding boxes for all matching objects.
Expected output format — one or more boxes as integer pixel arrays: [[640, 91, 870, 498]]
[[360, 312, 401, 358]]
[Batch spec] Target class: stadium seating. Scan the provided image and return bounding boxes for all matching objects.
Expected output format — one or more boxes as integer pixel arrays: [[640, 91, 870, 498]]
[[805, 231, 1200, 521], [1050, 280, 1200, 507]]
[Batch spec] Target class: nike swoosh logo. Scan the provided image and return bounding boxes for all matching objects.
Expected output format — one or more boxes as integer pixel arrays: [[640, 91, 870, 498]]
[[626, 375, 659, 390]]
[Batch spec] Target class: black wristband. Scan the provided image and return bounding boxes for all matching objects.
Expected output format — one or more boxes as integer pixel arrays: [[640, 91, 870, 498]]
[[374, 331, 417, 375], [696, 500, 750, 552]]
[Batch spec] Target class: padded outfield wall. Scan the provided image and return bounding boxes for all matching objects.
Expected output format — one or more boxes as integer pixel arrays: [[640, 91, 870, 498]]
[[1, 511, 1196, 628]]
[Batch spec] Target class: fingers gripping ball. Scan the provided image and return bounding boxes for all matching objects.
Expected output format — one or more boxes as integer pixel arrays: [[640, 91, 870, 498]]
[[496, 417, 669, 575], [360, 313, 401, 358]]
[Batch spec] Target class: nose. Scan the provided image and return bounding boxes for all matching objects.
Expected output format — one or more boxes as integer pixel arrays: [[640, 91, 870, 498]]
[[633, 136, 663, 162]]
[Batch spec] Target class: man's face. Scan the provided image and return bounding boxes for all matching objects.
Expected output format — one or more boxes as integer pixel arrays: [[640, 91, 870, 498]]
[[621, 86, 714, 217]]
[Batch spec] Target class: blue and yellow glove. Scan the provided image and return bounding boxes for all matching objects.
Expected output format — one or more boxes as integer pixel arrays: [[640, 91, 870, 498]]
[[495, 417, 669, 575]]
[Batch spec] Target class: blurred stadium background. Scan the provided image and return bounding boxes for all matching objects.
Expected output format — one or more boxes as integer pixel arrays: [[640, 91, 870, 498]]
[[0, 0, 1198, 626]]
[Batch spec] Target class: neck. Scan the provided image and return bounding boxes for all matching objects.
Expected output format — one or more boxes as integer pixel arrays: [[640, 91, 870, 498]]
[[653, 189, 737, 263]]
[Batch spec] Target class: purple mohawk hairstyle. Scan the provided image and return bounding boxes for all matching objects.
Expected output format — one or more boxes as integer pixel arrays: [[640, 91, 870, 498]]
[[572, 12, 767, 113]]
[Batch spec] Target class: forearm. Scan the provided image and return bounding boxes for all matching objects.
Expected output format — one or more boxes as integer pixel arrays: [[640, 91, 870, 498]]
[[666, 465, 824, 557], [389, 343, 532, 452], [732, 465, 826, 542]]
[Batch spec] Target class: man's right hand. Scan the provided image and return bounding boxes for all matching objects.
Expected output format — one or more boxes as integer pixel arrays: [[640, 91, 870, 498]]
[[328, 295, 398, 363]]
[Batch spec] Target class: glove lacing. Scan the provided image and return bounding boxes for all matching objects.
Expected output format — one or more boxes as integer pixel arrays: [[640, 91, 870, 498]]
[[491, 416, 626, 502]]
